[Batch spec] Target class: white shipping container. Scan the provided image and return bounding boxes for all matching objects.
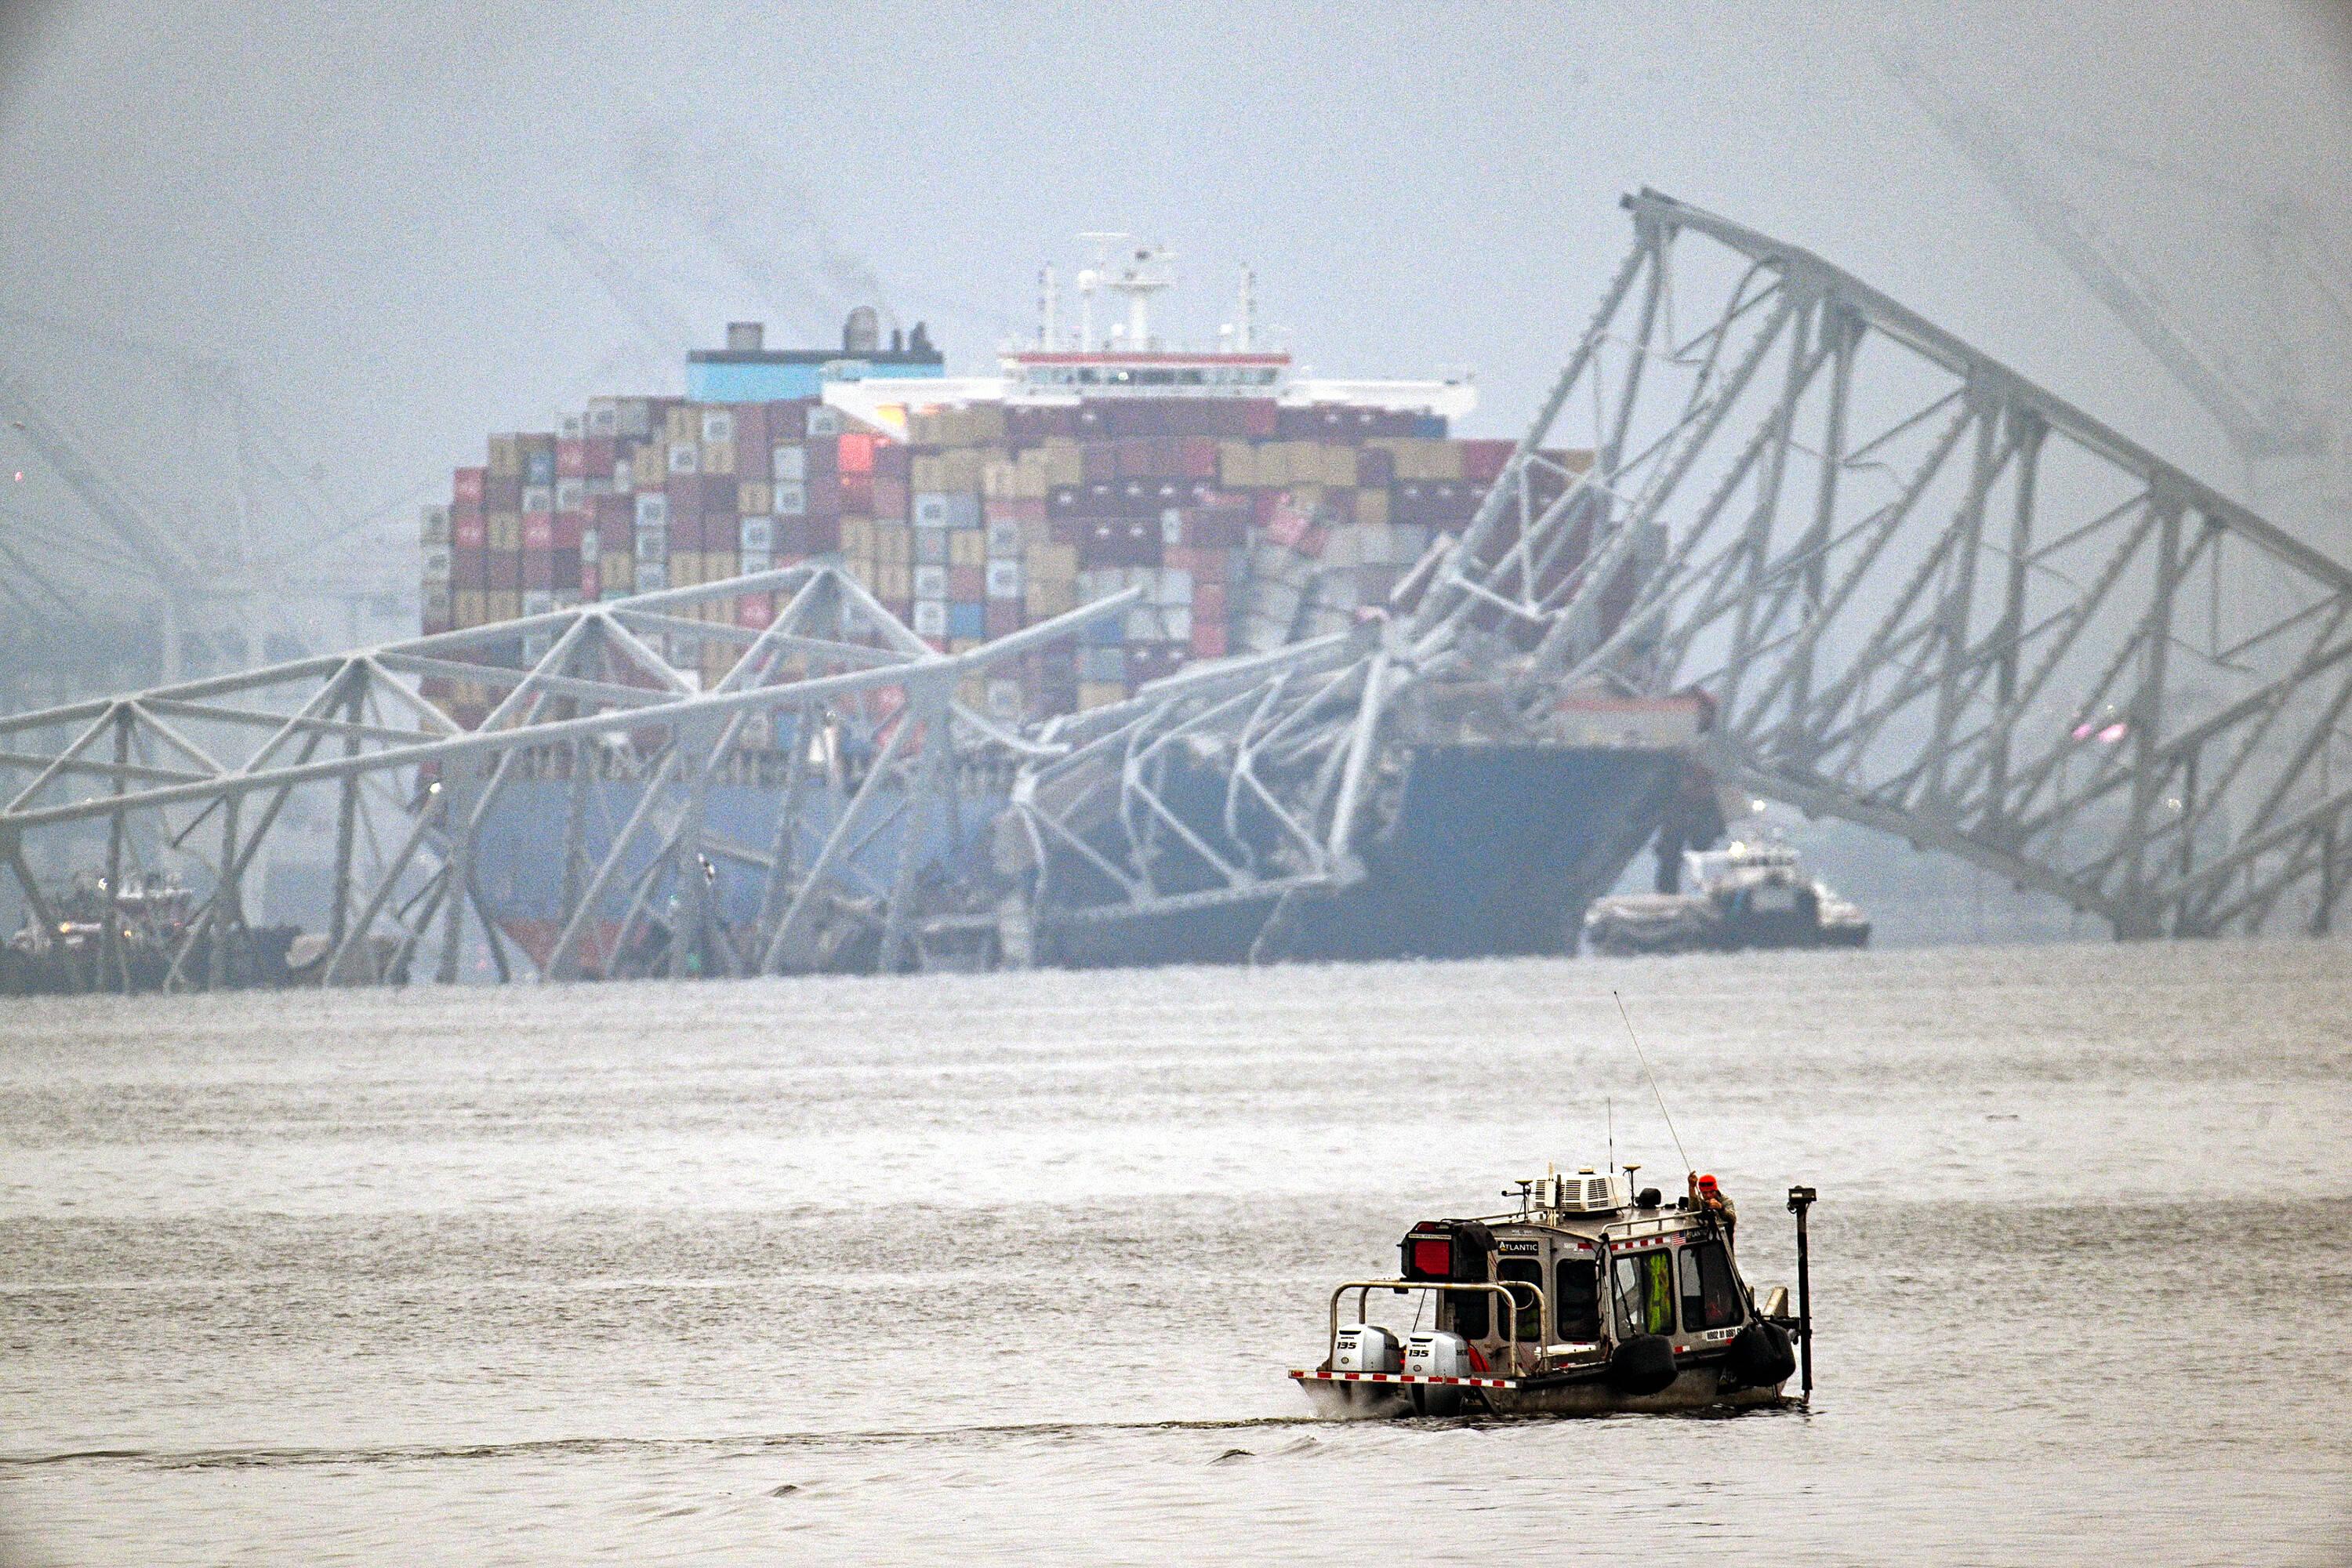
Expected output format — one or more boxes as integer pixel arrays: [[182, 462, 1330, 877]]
[[668, 441, 699, 475], [523, 589, 556, 617], [772, 444, 807, 481], [985, 520, 1024, 559], [1160, 507, 1184, 546], [985, 678, 1024, 721], [555, 477, 585, 512], [635, 494, 669, 527], [913, 564, 949, 600], [739, 517, 774, 553], [522, 485, 554, 514], [773, 481, 807, 517], [635, 525, 669, 562], [1154, 568, 1193, 605], [912, 599, 948, 637], [587, 400, 619, 438], [701, 408, 735, 445], [420, 546, 452, 583], [740, 548, 774, 575], [1123, 607, 1160, 641], [637, 561, 670, 592], [579, 531, 601, 567], [559, 413, 585, 441], [985, 559, 1023, 599], [806, 406, 844, 437], [913, 492, 952, 529], [613, 459, 636, 495], [1159, 604, 1194, 642], [419, 504, 450, 544], [1083, 646, 1126, 682]]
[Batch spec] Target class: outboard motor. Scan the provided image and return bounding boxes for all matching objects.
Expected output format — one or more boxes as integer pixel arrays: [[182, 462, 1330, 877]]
[[1404, 1331, 1471, 1416], [1334, 1323, 1400, 1374]]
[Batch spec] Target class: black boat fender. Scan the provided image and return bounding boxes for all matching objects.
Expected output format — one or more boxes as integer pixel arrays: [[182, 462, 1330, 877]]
[[1725, 1319, 1797, 1388], [1606, 1334, 1678, 1396]]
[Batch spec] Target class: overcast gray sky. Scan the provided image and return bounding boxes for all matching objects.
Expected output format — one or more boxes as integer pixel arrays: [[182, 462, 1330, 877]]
[[2, 1, 2348, 637]]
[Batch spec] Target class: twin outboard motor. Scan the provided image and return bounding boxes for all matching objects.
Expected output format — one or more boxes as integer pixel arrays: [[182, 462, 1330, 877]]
[[1404, 1331, 1472, 1416], [1334, 1323, 1400, 1374]]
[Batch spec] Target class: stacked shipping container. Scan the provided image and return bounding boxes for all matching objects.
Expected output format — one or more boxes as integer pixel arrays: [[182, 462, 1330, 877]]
[[424, 389, 1585, 728]]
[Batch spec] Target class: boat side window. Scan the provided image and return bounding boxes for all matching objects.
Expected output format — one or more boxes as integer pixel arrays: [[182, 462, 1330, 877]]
[[1677, 1240, 1744, 1331], [1612, 1250, 1675, 1337], [1554, 1257, 1600, 1340], [1496, 1258, 1542, 1345]]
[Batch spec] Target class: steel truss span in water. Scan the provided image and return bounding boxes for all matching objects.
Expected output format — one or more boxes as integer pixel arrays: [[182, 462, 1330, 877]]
[[7, 189, 2352, 991], [1515, 190, 2352, 939], [0, 565, 1136, 991]]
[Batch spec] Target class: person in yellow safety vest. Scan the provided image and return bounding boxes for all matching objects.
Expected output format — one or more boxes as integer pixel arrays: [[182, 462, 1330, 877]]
[[1688, 1171, 1737, 1246]]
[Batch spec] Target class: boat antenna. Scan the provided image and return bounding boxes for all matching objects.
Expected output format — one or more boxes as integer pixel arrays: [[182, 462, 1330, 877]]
[[1612, 989, 1692, 1176], [1606, 1095, 1616, 1185]]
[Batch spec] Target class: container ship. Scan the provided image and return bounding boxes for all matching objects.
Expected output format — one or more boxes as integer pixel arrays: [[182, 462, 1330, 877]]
[[420, 241, 1722, 972]]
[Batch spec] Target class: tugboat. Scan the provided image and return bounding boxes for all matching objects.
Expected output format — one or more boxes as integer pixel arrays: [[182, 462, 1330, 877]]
[[1290, 1169, 1816, 1417], [1582, 839, 1870, 956]]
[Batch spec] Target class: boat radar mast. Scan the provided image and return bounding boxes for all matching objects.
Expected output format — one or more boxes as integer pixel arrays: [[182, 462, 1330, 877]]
[[1076, 233, 1175, 352]]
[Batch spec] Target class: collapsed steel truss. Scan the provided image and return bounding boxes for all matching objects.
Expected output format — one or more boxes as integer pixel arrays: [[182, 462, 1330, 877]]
[[9, 188, 2352, 987], [1498, 190, 2352, 936], [0, 566, 1131, 988]]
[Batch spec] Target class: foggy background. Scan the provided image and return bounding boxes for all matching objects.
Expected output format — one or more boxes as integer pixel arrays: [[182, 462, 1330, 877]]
[[2, 0, 2348, 939]]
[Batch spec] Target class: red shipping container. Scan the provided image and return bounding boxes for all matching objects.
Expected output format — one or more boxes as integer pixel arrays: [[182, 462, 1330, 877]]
[[1262, 499, 1313, 550], [985, 601, 1022, 638], [1240, 399, 1279, 437], [1080, 441, 1118, 482], [579, 564, 600, 600], [803, 516, 842, 551], [552, 511, 586, 550], [452, 508, 486, 550], [583, 437, 615, 474], [522, 514, 554, 550], [775, 518, 812, 555], [805, 474, 842, 515], [1180, 437, 1218, 479], [452, 548, 488, 590], [736, 593, 775, 630], [803, 437, 838, 475], [735, 405, 768, 452], [948, 564, 985, 600], [488, 553, 521, 590], [873, 441, 911, 481], [838, 432, 876, 474], [1191, 620, 1229, 659], [1460, 439, 1515, 484], [1194, 580, 1228, 621], [670, 512, 705, 551], [840, 473, 874, 514], [452, 467, 485, 505], [873, 476, 909, 518], [486, 474, 523, 510], [557, 438, 587, 477], [522, 549, 554, 590]]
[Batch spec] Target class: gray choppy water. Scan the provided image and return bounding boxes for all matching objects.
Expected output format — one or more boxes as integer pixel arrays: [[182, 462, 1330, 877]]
[[1, 942, 2348, 1565]]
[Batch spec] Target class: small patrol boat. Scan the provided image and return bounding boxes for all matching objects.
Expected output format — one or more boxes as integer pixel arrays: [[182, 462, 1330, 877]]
[[1584, 839, 1870, 956], [1290, 1169, 1816, 1417]]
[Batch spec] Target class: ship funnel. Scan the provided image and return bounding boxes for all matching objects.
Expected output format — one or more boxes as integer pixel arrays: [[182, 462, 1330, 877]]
[[843, 306, 881, 354]]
